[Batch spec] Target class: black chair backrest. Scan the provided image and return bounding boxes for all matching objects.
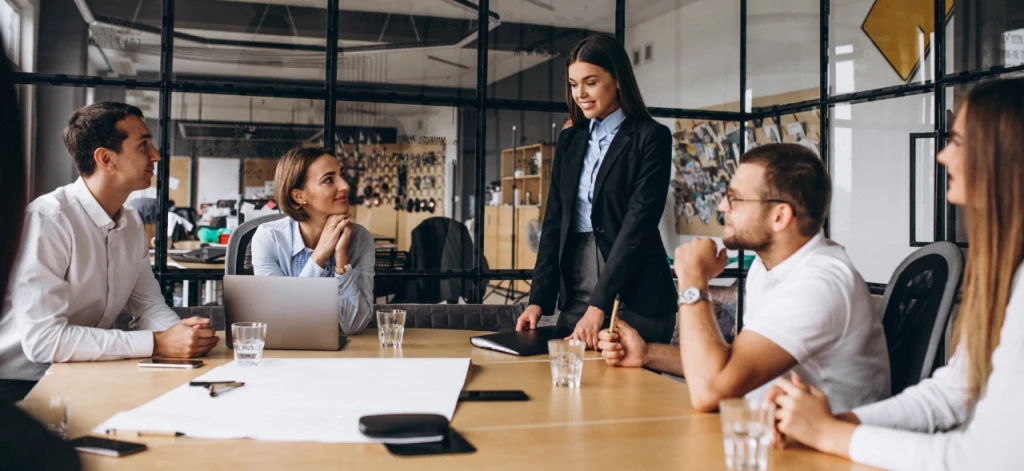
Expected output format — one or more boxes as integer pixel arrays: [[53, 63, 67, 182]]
[[394, 217, 477, 303], [880, 242, 964, 395], [225, 213, 286, 276]]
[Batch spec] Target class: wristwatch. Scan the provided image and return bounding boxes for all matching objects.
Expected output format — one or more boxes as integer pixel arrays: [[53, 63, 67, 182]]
[[678, 287, 712, 305], [335, 263, 353, 276]]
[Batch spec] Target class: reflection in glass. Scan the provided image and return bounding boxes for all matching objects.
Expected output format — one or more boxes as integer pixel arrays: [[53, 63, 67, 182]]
[[625, 0, 740, 111], [338, 1, 480, 98], [829, 94, 935, 283], [35, 0, 162, 77], [488, 0, 615, 103], [747, 0, 820, 105], [950, 0, 1024, 73], [173, 0, 326, 85]]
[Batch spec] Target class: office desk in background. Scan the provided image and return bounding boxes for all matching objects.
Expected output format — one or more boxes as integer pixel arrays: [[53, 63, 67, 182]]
[[23, 330, 876, 471], [150, 256, 224, 306]]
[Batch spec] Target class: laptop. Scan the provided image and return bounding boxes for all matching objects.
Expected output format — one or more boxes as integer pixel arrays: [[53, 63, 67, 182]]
[[223, 275, 348, 351], [170, 246, 226, 264], [470, 326, 573, 356]]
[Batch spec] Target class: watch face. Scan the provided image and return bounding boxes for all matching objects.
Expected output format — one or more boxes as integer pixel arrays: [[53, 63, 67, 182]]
[[681, 287, 701, 304]]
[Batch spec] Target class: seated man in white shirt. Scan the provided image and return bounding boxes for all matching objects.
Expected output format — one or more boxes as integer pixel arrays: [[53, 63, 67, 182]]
[[0, 102, 218, 402], [598, 143, 890, 413]]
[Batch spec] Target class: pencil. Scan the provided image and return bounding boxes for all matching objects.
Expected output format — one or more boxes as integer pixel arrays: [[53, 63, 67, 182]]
[[608, 298, 621, 334]]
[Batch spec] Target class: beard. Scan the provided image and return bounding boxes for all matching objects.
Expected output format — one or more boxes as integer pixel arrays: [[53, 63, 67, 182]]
[[722, 222, 773, 252]]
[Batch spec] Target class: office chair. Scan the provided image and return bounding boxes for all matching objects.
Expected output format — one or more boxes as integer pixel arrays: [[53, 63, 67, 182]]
[[225, 213, 286, 276], [880, 242, 964, 395], [392, 217, 481, 304]]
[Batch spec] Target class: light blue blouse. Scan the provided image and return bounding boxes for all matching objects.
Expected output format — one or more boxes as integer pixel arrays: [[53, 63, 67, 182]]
[[575, 107, 625, 233]]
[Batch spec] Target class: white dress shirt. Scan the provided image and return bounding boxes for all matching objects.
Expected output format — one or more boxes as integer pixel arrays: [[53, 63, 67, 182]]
[[742, 232, 891, 412], [847, 266, 1024, 471], [0, 179, 180, 381], [249, 216, 374, 335]]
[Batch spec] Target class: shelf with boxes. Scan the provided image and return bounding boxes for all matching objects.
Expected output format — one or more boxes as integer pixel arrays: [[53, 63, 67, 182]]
[[486, 143, 554, 295]]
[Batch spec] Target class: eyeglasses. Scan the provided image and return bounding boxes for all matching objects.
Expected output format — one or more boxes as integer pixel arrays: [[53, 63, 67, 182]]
[[725, 194, 791, 208]]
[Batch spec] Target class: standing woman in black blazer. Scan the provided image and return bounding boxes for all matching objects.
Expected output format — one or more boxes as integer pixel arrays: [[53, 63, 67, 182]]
[[515, 35, 677, 348]]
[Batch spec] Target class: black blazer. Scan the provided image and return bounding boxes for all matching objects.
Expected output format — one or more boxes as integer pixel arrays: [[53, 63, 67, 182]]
[[529, 117, 677, 318]]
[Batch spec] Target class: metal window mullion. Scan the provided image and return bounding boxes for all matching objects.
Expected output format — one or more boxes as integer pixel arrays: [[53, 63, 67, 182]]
[[473, 0, 489, 304], [154, 0, 176, 297], [324, 0, 339, 148]]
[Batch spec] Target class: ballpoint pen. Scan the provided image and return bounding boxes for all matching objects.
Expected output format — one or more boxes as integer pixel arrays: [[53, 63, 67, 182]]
[[106, 429, 184, 438]]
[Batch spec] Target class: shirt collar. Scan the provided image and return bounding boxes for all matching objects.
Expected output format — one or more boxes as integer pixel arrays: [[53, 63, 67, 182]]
[[288, 219, 310, 257], [764, 231, 828, 280], [589, 108, 625, 138], [71, 178, 117, 229]]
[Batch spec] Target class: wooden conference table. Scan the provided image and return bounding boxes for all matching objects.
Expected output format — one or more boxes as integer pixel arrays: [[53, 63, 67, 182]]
[[23, 329, 876, 470]]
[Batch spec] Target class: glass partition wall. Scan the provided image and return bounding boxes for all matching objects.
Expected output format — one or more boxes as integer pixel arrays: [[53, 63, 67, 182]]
[[12, 0, 1020, 315]]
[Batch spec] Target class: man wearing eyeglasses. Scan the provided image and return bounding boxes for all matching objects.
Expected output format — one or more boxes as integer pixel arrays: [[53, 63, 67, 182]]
[[598, 143, 890, 414]]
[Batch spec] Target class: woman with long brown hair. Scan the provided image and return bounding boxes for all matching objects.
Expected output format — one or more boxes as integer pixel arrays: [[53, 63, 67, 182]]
[[769, 77, 1024, 469], [515, 34, 677, 347]]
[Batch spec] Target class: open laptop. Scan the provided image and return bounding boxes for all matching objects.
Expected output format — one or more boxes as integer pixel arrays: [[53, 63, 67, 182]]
[[223, 275, 348, 351]]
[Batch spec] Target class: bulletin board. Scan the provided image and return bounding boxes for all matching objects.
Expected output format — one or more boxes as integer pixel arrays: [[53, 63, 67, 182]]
[[243, 158, 279, 199], [673, 88, 821, 237], [144, 156, 192, 207]]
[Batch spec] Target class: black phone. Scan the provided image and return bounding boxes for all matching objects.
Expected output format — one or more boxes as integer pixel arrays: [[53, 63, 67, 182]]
[[138, 358, 204, 369], [70, 436, 148, 457], [458, 390, 529, 402]]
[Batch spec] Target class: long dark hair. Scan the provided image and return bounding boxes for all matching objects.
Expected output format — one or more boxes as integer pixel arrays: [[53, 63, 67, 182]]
[[565, 34, 651, 124], [0, 38, 26, 295], [954, 77, 1024, 402]]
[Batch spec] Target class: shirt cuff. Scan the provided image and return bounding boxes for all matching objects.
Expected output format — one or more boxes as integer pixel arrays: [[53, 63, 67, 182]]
[[850, 402, 889, 427], [848, 425, 916, 471], [129, 331, 156, 358]]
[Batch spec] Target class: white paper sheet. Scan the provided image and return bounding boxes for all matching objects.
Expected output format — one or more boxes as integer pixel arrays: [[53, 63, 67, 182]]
[[95, 358, 470, 443]]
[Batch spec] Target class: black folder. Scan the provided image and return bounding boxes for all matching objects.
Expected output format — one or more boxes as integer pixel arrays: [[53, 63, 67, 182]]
[[469, 327, 573, 356]]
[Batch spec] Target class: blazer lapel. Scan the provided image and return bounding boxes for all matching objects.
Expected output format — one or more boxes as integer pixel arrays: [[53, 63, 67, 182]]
[[592, 118, 636, 198], [561, 125, 591, 212]]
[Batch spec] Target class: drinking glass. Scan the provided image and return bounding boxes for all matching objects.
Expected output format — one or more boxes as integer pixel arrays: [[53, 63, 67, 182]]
[[377, 310, 406, 347], [548, 339, 585, 388], [719, 398, 775, 470], [232, 322, 267, 366]]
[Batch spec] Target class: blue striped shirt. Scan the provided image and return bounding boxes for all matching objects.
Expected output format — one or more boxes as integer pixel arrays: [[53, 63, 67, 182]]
[[249, 217, 375, 334]]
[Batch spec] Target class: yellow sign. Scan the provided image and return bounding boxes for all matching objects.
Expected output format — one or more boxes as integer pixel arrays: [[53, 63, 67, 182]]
[[862, 0, 954, 82]]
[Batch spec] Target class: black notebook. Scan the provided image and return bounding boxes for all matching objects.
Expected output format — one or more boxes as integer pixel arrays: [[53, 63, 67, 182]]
[[469, 327, 573, 356]]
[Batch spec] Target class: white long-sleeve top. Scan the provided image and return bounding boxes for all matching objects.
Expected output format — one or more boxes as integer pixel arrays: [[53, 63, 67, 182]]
[[848, 266, 1024, 470], [0, 179, 181, 381]]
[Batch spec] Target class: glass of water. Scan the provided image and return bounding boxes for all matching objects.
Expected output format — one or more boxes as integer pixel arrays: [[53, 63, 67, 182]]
[[719, 398, 775, 470], [232, 322, 267, 366], [548, 339, 585, 388], [377, 310, 406, 347]]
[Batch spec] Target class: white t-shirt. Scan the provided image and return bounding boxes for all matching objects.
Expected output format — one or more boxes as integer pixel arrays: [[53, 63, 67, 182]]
[[742, 232, 891, 412]]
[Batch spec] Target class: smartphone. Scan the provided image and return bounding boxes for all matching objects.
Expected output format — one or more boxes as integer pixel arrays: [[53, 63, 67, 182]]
[[70, 436, 147, 457], [458, 390, 529, 402], [137, 358, 204, 369]]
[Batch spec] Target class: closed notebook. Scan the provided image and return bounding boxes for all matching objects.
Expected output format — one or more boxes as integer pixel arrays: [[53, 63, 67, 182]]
[[470, 327, 573, 356]]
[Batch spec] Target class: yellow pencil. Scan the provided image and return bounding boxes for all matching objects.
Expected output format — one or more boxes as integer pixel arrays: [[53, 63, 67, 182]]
[[608, 298, 621, 334]]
